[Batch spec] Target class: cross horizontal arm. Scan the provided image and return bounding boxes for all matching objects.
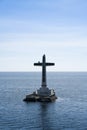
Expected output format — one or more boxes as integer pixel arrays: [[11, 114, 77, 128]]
[[46, 63, 55, 66], [34, 63, 55, 66], [34, 63, 42, 66]]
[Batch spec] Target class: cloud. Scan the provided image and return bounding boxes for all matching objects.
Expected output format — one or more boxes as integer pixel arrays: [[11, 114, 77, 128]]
[[0, 0, 87, 71]]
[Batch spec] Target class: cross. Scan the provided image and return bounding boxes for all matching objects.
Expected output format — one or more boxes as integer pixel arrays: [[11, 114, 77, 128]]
[[34, 54, 55, 88]]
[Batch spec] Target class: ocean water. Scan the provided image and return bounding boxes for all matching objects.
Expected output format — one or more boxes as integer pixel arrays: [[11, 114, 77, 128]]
[[0, 72, 87, 130]]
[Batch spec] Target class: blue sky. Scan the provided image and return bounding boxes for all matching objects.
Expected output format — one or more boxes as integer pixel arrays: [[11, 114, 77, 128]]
[[0, 0, 87, 71]]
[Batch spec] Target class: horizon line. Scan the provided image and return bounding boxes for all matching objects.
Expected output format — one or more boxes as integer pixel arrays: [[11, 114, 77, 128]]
[[0, 71, 87, 73]]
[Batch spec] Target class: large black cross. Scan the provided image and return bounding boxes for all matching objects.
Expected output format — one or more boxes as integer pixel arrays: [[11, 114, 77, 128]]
[[34, 55, 55, 87]]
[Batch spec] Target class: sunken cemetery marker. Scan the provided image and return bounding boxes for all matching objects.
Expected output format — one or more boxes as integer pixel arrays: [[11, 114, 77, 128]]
[[23, 54, 57, 102]]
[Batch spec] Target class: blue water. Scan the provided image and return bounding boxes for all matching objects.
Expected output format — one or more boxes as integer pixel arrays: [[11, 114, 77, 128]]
[[0, 72, 87, 130]]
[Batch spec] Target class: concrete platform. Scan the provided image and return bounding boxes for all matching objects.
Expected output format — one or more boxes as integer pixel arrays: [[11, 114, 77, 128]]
[[23, 93, 57, 102]]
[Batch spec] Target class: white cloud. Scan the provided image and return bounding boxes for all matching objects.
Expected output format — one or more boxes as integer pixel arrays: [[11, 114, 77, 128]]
[[0, 0, 87, 71]]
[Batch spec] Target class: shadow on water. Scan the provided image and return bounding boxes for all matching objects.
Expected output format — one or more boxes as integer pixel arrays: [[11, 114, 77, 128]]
[[23, 101, 56, 130], [39, 102, 55, 130]]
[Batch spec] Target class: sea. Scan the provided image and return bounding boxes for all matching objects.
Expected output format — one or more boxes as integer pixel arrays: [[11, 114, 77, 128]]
[[0, 72, 87, 130]]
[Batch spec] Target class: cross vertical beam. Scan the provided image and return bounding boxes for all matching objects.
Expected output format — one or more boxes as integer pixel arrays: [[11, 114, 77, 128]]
[[42, 55, 46, 87]]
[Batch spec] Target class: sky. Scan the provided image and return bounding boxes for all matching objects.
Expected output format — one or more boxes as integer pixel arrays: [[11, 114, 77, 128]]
[[0, 0, 87, 72]]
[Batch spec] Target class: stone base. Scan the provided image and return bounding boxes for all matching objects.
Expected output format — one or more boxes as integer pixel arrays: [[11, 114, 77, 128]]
[[37, 87, 51, 96], [23, 93, 57, 102]]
